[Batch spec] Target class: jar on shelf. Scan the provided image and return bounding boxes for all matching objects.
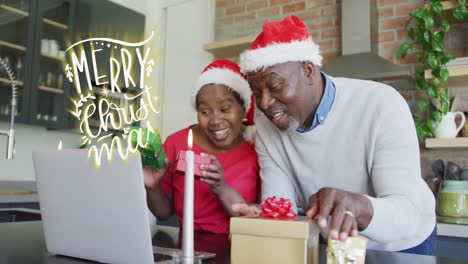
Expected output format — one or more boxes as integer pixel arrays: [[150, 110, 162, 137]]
[[436, 180, 468, 217]]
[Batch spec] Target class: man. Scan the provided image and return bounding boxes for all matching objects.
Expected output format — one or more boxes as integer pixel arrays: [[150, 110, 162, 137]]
[[232, 15, 436, 255]]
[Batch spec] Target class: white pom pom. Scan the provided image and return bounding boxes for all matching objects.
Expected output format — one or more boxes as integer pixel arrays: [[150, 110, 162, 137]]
[[243, 126, 256, 143]]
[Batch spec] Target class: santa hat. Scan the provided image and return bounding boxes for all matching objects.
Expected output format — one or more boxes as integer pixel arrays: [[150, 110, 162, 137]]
[[240, 15, 323, 73], [192, 59, 256, 143]]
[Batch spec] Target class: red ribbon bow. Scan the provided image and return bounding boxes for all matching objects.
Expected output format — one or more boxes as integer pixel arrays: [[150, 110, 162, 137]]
[[261, 196, 297, 219]]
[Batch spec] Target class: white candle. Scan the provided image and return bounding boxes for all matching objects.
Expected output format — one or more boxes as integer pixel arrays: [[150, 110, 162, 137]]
[[182, 129, 194, 257]]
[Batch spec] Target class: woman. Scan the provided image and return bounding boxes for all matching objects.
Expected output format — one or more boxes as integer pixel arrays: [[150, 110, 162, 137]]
[[144, 59, 259, 234]]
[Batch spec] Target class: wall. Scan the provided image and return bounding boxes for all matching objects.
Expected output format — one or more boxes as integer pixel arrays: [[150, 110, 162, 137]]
[[0, 122, 80, 181], [215, 0, 468, 191]]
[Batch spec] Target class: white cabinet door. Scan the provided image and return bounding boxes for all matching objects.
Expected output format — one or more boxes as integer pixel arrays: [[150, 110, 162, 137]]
[[161, 0, 214, 140]]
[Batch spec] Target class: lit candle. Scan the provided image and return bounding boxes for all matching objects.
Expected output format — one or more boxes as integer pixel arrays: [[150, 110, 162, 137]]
[[182, 129, 194, 257]]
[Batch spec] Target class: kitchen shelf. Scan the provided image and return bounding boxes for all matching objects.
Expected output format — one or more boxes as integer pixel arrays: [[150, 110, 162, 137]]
[[441, 0, 460, 10], [41, 53, 64, 62], [437, 222, 468, 238], [425, 64, 468, 79], [43, 18, 68, 30], [0, 4, 67, 30], [0, 4, 29, 16], [425, 137, 468, 148], [0, 40, 26, 52], [0, 77, 24, 86], [203, 35, 256, 58], [38, 85, 64, 94]]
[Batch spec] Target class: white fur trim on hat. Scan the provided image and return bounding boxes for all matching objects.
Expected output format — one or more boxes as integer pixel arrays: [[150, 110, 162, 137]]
[[192, 68, 251, 110], [243, 125, 256, 143], [240, 37, 323, 73]]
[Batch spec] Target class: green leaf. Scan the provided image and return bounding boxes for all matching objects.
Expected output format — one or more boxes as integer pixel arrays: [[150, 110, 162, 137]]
[[433, 2, 443, 15], [428, 54, 437, 68], [397, 42, 413, 58], [440, 68, 449, 82], [427, 85, 437, 98], [407, 28, 415, 40], [416, 68, 424, 76], [424, 16, 434, 29], [441, 19, 450, 33], [432, 77, 441, 87], [441, 90, 450, 114], [432, 110, 443, 123], [426, 119, 437, 133], [419, 100, 428, 112], [459, 0, 467, 5], [431, 67, 441, 78], [441, 54, 456, 64], [410, 7, 427, 19], [414, 54, 423, 62], [454, 6, 465, 20], [416, 77, 427, 90], [416, 124, 425, 142], [423, 31, 431, 43], [433, 31, 443, 43], [433, 43, 444, 53], [427, 120, 437, 134]]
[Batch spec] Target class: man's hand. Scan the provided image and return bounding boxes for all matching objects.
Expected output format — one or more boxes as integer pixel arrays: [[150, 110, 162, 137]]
[[231, 203, 262, 217], [143, 159, 171, 191], [306, 188, 373, 241]]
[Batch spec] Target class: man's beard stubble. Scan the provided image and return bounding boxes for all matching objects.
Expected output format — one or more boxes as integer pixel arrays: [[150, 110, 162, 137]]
[[284, 116, 300, 135]]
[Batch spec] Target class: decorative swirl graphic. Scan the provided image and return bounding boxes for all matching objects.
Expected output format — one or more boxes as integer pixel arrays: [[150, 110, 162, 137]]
[[65, 31, 154, 52]]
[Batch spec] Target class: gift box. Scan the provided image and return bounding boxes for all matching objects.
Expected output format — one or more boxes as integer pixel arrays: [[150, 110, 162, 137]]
[[130, 126, 166, 170], [326, 236, 367, 264], [230, 216, 320, 264], [175, 150, 211, 178]]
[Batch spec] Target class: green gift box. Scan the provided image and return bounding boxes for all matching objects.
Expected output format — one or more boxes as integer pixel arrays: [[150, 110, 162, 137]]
[[130, 126, 166, 170]]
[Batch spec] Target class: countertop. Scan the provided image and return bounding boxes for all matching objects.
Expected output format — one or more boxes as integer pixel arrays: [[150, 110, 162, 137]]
[[1, 221, 468, 264], [2, 181, 468, 239], [0, 181, 38, 203]]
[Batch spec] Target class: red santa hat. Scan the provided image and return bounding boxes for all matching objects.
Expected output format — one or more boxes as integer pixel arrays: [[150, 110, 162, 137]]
[[240, 15, 323, 73], [192, 59, 256, 143]]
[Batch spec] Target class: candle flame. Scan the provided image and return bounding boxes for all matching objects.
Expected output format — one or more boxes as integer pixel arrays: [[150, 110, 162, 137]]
[[58, 140, 63, 150], [188, 129, 193, 149]]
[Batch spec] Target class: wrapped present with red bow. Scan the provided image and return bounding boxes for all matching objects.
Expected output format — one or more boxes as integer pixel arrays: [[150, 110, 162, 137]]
[[230, 197, 320, 264]]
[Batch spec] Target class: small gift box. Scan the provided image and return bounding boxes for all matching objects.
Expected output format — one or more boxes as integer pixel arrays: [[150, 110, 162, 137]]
[[130, 126, 166, 170], [326, 236, 367, 264], [230, 197, 320, 264], [174, 150, 211, 178]]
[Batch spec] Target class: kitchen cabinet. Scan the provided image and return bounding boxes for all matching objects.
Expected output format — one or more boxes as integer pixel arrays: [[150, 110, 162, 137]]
[[0, 0, 76, 129], [0, 0, 145, 129]]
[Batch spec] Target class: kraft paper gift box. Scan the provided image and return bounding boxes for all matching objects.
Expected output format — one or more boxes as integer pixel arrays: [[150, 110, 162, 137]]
[[326, 236, 367, 264], [130, 126, 166, 170], [230, 216, 320, 264], [175, 150, 211, 179]]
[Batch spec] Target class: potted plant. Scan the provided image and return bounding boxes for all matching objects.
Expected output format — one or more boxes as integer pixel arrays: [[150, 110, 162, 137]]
[[397, 0, 468, 141]]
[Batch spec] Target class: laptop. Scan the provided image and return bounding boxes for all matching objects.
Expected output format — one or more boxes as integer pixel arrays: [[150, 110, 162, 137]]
[[33, 149, 215, 263]]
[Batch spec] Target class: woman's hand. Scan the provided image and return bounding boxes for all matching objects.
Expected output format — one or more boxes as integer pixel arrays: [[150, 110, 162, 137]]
[[199, 153, 227, 195], [143, 159, 171, 191]]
